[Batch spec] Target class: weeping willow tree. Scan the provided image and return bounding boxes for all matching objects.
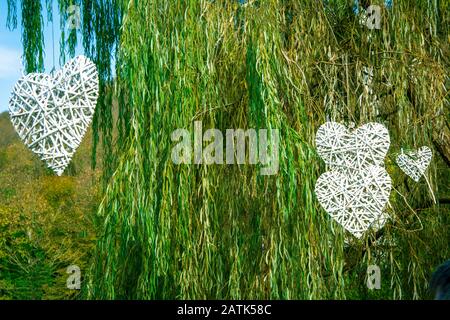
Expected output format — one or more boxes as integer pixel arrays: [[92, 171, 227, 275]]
[[6, 0, 449, 299]]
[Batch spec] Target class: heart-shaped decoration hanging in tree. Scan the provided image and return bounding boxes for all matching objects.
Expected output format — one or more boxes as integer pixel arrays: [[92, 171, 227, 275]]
[[315, 165, 392, 238], [9, 56, 99, 176], [316, 122, 390, 171], [396, 146, 432, 182], [314, 122, 392, 238]]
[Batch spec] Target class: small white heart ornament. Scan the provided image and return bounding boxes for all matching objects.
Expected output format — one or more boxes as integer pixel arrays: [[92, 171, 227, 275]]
[[396, 146, 432, 182], [8, 56, 99, 176]]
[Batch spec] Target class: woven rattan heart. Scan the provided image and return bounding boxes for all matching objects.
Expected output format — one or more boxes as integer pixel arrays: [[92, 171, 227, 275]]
[[315, 165, 392, 238], [316, 122, 390, 172], [396, 146, 432, 182], [8, 56, 99, 175]]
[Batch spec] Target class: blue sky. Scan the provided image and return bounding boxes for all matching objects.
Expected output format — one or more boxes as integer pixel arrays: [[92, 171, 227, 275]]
[[0, 0, 83, 112]]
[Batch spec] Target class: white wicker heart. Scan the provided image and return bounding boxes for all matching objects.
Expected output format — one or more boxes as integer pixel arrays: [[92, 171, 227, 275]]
[[316, 122, 390, 171], [396, 146, 432, 182], [8, 56, 99, 176], [315, 165, 392, 238], [315, 122, 392, 238]]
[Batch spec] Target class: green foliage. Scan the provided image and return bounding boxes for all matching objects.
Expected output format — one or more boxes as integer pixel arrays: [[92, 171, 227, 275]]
[[0, 113, 16, 149], [41, 177, 75, 208], [0, 112, 99, 300], [85, 0, 449, 300], [20, 0, 44, 73]]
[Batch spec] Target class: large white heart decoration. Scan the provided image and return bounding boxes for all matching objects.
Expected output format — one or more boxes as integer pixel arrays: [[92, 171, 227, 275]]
[[315, 165, 392, 238], [316, 122, 390, 171], [396, 146, 432, 182], [8, 56, 99, 176]]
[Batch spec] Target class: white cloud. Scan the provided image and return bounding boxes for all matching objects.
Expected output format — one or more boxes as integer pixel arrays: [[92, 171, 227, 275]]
[[0, 46, 22, 79]]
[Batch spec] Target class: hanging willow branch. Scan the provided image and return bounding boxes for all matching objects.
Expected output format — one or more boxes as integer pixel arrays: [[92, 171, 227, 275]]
[[20, 0, 44, 73], [6, 0, 17, 30]]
